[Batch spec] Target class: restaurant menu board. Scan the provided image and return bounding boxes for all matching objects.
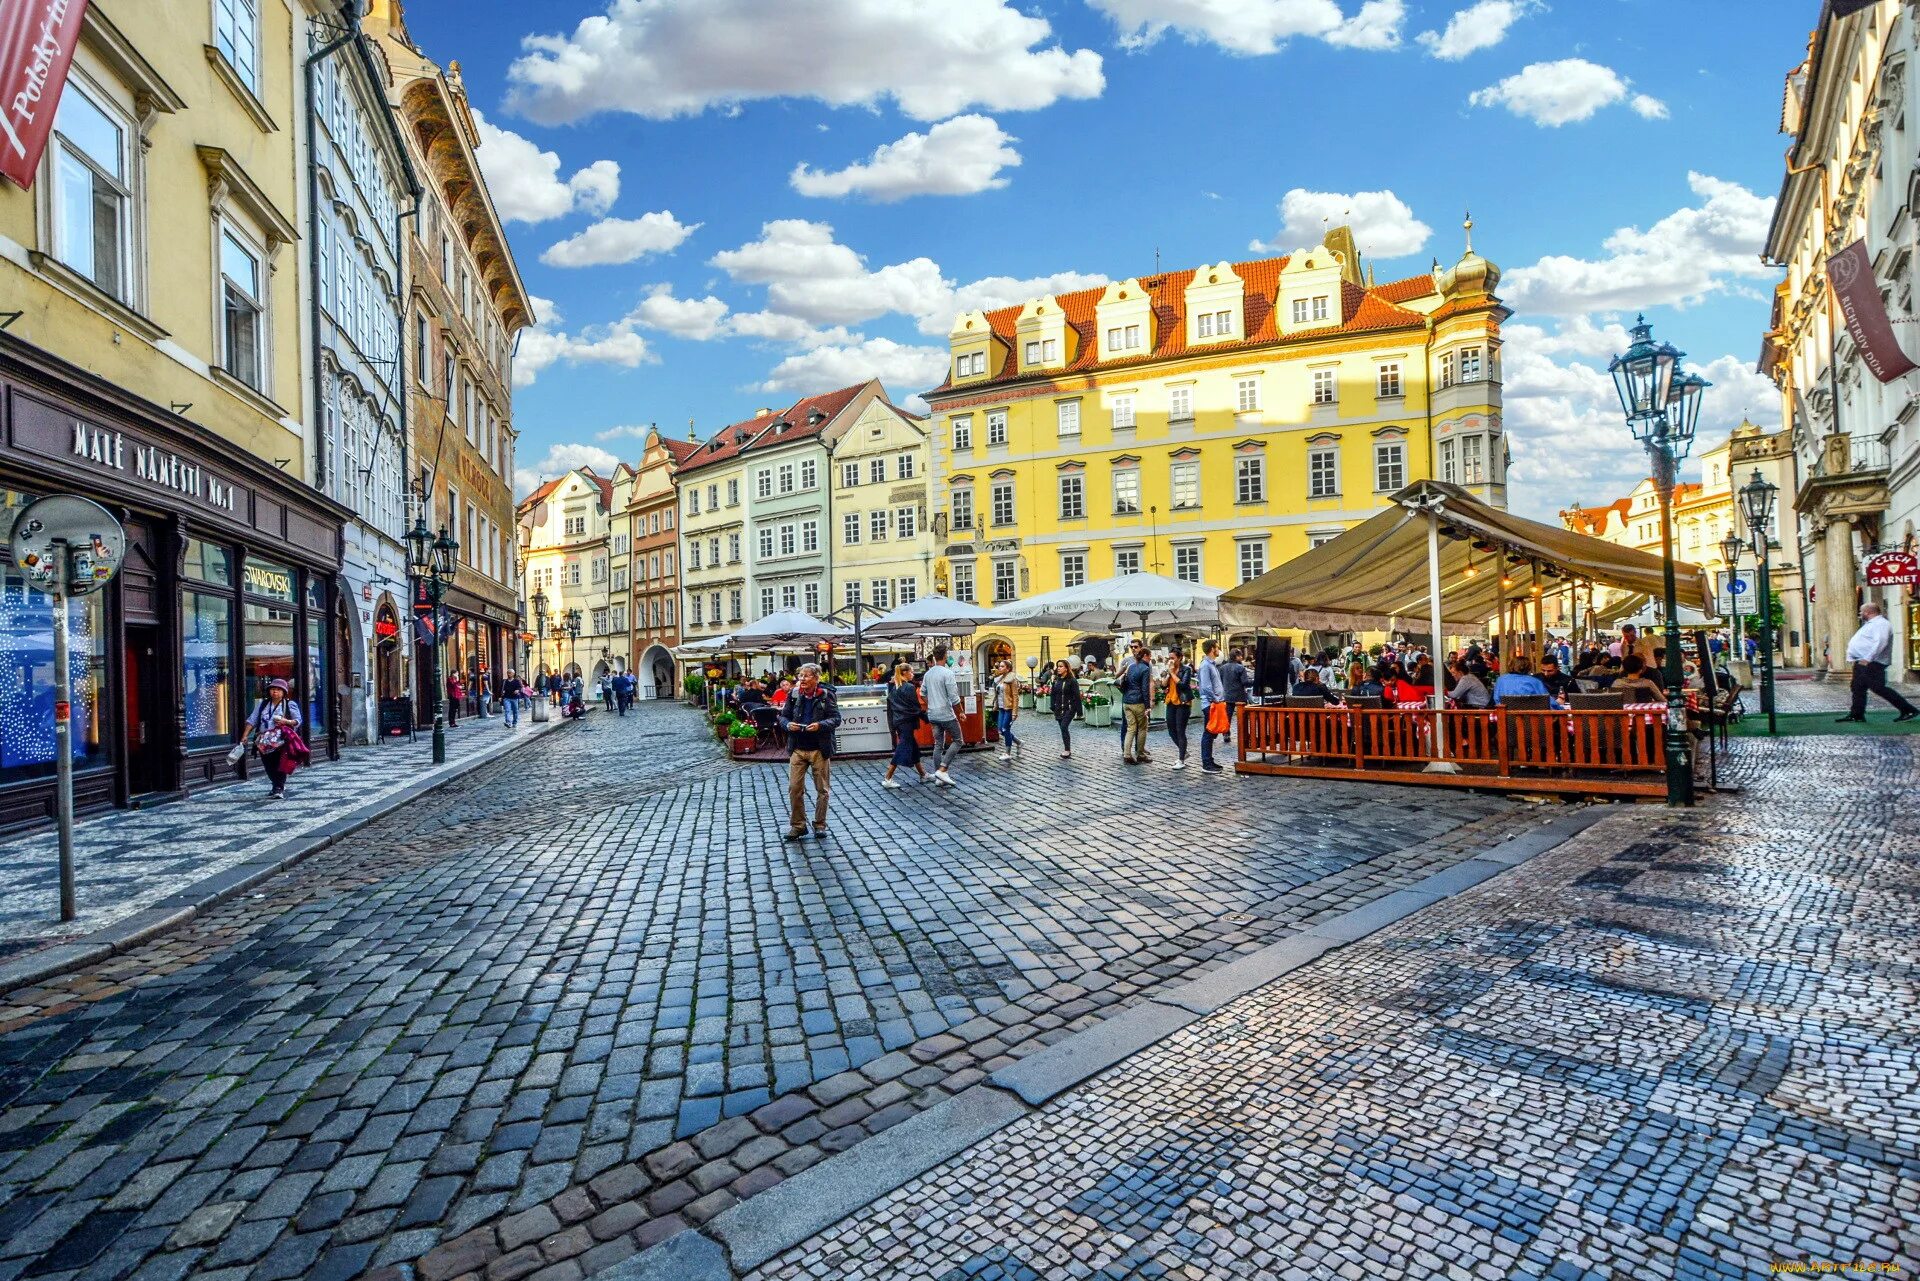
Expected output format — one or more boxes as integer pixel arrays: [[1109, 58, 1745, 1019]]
[[7, 495, 124, 596]]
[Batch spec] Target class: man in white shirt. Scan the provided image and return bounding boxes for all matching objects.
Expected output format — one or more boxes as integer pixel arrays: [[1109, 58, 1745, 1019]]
[[1838, 602, 1918, 722]]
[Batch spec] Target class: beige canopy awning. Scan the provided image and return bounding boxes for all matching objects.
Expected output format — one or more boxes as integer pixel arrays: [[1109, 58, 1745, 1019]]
[[1221, 480, 1713, 633]]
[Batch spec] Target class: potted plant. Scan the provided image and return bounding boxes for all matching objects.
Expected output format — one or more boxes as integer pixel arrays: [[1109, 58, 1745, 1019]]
[[1085, 693, 1113, 728], [684, 671, 706, 704], [1034, 679, 1051, 715], [725, 713, 759, 757]]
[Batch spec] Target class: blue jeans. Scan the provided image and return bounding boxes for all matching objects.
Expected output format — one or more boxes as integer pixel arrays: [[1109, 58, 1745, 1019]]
[[502, 697, 520, 727], [997, 710, 1019, 747]]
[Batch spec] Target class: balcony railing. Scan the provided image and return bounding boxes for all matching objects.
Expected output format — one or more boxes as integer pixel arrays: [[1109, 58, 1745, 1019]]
[[1809, 432, 1891, 479]]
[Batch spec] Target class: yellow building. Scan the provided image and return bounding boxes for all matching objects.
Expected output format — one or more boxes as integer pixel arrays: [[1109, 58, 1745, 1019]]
[[516, 468, 613, 681], [828, 397, 933, 623], [924, 225, 1506, 665], [0, 1, 360, 823]]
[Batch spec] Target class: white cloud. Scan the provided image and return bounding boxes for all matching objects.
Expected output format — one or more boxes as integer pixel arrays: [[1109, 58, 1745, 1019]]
[[541, 212, 700, 268], [1631, 93, 1670, 120], [757, 337, 950, 410], [514, 442, 622, 498], [1251, 187, 1432, 259], [1326, 0, 1405, 50], [1468, 58, 1655, 127], [512, 307, 657, 389], [935, 272, 1111, 335], [1089, 0, 1403, 54], [1502, 172, 1777, 316], [506, 0, 1103, 125], [630, 285, 731, 339], [594, 425, 654, 442], [791, 115, 1021, 202], [471, 110, 620, 223], [1416, 0, 1532, 60], [726, 311, 860, 348], [1499, 321, 1782, 519], [709, 220, 948, 327]]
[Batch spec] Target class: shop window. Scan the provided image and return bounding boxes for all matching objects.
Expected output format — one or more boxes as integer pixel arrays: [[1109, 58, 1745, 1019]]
[[0, 556, 106, 780], [183, 589, 234, 748]]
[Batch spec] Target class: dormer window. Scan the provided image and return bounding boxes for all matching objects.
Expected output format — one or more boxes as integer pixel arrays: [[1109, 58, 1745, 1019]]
[[1105, 324, 1143, 352], [1196, 310, 1234, 338], [1290, 296, 1330, 324], [1024, 339, 1058, 365], [955, 351, 986, 378]]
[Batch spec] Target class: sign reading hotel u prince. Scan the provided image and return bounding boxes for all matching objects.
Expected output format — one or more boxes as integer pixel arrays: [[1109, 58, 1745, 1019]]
[[0, 0, 89, 189]]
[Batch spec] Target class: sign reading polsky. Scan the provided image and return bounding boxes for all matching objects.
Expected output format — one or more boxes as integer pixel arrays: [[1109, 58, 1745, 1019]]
[[0, 0, 89, 190]]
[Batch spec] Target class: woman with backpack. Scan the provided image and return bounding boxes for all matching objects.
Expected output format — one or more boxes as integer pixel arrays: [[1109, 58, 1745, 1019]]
[[1049, 658, 1083, 759]]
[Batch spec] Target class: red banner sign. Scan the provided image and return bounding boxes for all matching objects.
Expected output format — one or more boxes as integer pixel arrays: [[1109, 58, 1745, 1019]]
[[1864, 549, 1920, 587], [0, 0, 88, 190], [1828, 239, 1918, 383]]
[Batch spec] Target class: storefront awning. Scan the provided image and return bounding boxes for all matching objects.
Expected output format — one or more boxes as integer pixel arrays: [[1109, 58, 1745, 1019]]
[[1221, 480, 1713, 633]]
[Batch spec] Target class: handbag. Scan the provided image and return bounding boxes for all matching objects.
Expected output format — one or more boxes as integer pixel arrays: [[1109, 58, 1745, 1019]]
[[1206, 702, 1230, 735]]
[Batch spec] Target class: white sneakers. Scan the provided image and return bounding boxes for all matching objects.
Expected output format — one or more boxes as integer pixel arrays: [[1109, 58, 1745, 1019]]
[[934, 769, 955, 786], [881, 777, 902, 789], [996, 751, 1012, 761], [1170, 759, 1187, 770]]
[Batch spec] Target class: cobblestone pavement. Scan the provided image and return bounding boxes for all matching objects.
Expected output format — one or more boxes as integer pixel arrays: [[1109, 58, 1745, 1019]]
[[0, 701, 1540, 1281], [1765, 673, 1920, 715], [750, 733, 1920, 1281], [0, 711, 563, 955]]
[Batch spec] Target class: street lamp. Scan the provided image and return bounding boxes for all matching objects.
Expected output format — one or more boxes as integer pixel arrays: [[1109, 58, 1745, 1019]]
[[1610, 315, 1707, 806], [1719, 530, 1744, 680], [564, 608, 581, 681], [1739, 469, 1780, 735], [406, 516, 459, 764], [532, 587, 549, 676]]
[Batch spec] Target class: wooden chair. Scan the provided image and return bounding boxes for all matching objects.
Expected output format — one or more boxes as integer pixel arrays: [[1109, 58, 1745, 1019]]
[[1342, 695, 1383, 709], [1286, 695, 1336, 708], [1568, 692, 1624, 711], [1498, 695, 1551, 710], [1500, 695, 1555, 771]]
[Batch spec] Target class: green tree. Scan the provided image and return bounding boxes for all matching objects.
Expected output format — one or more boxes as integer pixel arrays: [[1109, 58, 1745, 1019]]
[[1739, 589, 1786, 644]]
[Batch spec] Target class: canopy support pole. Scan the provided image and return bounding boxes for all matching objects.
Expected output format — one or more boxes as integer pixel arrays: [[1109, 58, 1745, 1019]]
[[1422, 510, 1458, 775]]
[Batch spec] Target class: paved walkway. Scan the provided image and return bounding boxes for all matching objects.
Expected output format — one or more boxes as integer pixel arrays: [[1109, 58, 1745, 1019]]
[[0, 702, 1534, 1281], [743, 734, 1920, 1280], [0, 711, 564, 956]]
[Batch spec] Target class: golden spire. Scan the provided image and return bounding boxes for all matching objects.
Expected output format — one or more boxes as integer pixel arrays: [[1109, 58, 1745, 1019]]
[[1463, 210, 1474, 255]]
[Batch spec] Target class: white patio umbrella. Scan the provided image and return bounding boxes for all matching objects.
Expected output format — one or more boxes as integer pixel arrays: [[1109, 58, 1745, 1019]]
[[990, 571, 1222, 634], [721, 609, 851, 649], [860, 594, 1000, 641]]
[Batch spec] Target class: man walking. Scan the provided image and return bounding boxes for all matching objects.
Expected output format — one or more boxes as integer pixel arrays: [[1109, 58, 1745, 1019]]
[[1198, 639, 1226, 774], [1837, 602, 1919, 723], [1120, 643, 1154, 764], [780, 664, 841, 839], [923, 644, 963, 785], [500, 669, 525, 728]]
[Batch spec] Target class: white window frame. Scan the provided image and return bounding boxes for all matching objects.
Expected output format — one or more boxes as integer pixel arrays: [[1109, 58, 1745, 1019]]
[[990, 479, 1016, 527], [214, 0, 262, 93], [218, 219, 269, 393], [895, 506, 916, 540], [992, 559, 1017, 603], [1235, 378, 1260, 413], [1173, 543, 1202, 584], [1237, 539, 1268, 583], [1236, 454, 1265, 504], [986, 410, 1008, 446], [869, 457, 887, 485], [1114, 547, 1142, 576], [897, 452, 917, 479], [1058, 473, 1084, 520], [1312, 368, 1337, 405], [1060, 551, 1087, 589], [843, 512, 862, 545], [1170, 460, 1200, 510], [761, 587, 776, 617], [1375, 441, 1406, 492], [1111, 394, 1136, 429], [1112, 466, 1140, 515], [841, 461, 861, 489], [1308, 447, 1339, 498], [1377, 362, 1403, 398], [951, 561, 975, 604], [952, 415, 973, 451], [1169, 386, 1193, 421], [1057, 400, 1080, 437], [950, 486, 974, 532]]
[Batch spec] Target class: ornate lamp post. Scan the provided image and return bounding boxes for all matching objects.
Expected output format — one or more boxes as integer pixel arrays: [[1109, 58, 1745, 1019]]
[[1739, 469, 1781, 735], [565, 608, 582, 680], [1609, 315, 1707, 806], [530, 587, 550, 722], [406, 516, 459, 764]]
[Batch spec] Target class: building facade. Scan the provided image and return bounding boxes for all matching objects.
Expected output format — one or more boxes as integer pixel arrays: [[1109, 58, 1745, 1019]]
[[366, 1, 532, 717], [1761, 0, 1920, 674], [606, 463, 634, 678], [924, 228, 1506, 663], [0, 1, 357, 829], [742, 383, 872, 622], [830, 396, 934, 621], [306, 3, 416, 744], [517, 469, 612, 680], [677, 412, 774, 646], [625, 428, 699, 699]]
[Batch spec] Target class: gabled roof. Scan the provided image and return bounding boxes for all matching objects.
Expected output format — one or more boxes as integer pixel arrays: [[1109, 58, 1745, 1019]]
[[518, 476, 564, 513], [662, 437, 703, 464], [678, 380, 877, 474], [931, 254, 1432, 398]]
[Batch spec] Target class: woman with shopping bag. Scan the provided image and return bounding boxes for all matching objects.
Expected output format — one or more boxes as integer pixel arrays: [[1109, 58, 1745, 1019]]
[[239, 679, 306, 800]]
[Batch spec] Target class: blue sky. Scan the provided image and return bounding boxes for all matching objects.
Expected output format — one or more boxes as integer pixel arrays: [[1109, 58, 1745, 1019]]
[[402, 0, 1812, 518]]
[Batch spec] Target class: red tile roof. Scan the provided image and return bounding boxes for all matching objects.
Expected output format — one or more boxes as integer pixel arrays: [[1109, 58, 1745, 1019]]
[[518, 476, 563, 513], [678, 380, 877, 474], [930, 254, 1433, 397], [662, 437, 703, 465]]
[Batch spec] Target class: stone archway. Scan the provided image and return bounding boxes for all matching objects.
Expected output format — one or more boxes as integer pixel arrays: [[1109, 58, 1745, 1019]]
[[639, 644, 674, 700]]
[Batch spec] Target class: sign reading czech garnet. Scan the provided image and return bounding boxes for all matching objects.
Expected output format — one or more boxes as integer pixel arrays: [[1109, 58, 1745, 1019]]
[[1864, 549, 1920, 587], [0, 0, 88, 189]]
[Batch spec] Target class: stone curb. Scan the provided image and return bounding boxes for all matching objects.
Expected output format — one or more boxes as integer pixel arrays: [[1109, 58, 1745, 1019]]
[[0, 716, 577, 995], [600, 805, 1617, 1281]]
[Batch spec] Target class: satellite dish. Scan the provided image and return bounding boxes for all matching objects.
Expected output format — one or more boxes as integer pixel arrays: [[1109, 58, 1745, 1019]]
[[9, 495, 126, 596]]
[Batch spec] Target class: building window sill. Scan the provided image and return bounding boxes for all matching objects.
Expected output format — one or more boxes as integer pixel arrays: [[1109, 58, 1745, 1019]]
[[204, 46, 277, 133], [29, 252, 168, 342], [211, 366, 289, 420]]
